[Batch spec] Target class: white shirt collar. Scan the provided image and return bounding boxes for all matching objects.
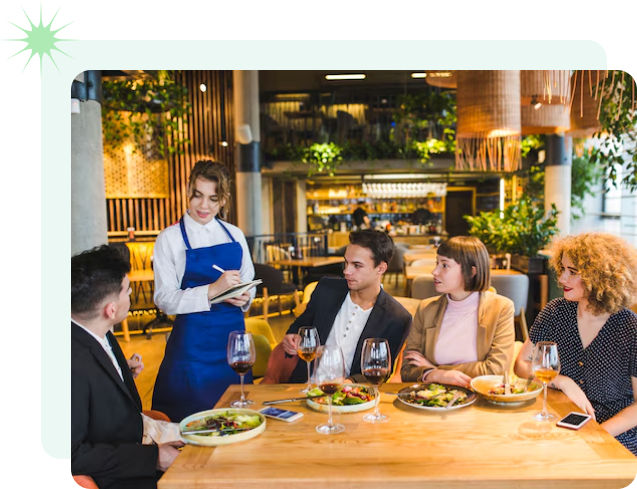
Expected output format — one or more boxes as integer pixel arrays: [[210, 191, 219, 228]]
[[72, 318, 124, 381], [72, 318, 109, 348], [184, 211, 219, 233]]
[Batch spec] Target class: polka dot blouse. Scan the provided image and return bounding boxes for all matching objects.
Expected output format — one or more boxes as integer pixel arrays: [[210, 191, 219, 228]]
[[530, 298, 637, 456]]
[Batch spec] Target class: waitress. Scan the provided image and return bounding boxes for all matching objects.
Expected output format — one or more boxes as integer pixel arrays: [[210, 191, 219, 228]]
[[152, 160, 255, 421]]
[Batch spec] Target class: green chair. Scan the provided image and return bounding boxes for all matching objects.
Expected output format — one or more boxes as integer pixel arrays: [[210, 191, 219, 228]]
[[252, 333, 273, 379], [245, 317, 277, 348]]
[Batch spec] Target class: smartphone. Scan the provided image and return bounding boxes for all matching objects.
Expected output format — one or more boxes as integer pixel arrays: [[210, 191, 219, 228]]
[[259, 407, 304, 423], [556, 412, 592, 430]]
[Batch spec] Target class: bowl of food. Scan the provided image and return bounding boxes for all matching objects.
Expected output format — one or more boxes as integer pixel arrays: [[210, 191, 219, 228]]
[[306, 384, 375, 413], [471, 375, 543, 404], [180, 408, 266, 446]]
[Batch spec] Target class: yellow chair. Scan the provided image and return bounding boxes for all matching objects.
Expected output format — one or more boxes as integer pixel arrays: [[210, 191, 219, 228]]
[[252, 333, 273, 379], [293, 281, 319, 317], [245, 318, 277, 348]]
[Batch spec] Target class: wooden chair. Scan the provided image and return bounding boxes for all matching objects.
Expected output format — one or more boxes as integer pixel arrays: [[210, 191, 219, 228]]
[[72, 409, 171, 489]]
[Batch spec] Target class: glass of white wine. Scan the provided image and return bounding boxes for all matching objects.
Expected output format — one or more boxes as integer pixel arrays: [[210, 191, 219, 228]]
[[531, 341, 561, 421], [297, 327, 320, 394]]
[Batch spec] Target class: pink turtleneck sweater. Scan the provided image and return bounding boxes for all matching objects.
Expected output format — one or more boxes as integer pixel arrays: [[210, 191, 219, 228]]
[[434, 291, 479, 365]]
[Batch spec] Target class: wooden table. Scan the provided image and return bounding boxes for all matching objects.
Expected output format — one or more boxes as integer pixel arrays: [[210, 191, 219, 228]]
[[159, 384, 636, 488], [268, 256, 344, 287], [404, 267, 523, 297]]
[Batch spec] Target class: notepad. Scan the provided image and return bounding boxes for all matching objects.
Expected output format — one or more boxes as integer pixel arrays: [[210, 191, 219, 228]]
[[209, 279, 262, 305]]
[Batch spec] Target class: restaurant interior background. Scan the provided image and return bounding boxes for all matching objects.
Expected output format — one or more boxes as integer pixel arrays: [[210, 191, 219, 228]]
[[71, 69, 637, 362]]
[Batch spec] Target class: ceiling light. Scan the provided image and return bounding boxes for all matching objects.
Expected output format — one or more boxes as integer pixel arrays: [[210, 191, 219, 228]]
[[221, 141, 228, 147], [199, 83, 207, 92], [428, 72, 452, 78], [411, 73, 427, 78], [325, 74, 366, 81], [531, 95, 542, 110]]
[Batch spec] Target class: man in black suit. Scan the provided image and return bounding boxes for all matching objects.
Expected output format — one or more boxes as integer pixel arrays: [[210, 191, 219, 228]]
[[72, 245, 183, 489], [282, 230, 412, 383]]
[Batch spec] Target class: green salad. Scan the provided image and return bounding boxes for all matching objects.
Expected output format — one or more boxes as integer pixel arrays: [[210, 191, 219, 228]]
[[402, 383, 468, 408], [183, 411, 262, 437], [307, 385, 374, 406]]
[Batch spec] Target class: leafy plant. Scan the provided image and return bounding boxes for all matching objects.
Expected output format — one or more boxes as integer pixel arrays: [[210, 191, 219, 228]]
[[102, 72, 192, 158], [588, 70, 637, 191], [521, 135, 544, 158], [465, 196, 560, 257], [301, 143, 343, 177]]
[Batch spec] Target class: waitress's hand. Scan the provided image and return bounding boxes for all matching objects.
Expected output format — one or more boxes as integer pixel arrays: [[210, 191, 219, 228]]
[[224, 292, 251, 308], [208, 271, 242, 300]]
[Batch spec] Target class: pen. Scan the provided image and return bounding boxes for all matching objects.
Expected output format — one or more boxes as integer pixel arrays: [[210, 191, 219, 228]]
[[212, 264, 226, 273]]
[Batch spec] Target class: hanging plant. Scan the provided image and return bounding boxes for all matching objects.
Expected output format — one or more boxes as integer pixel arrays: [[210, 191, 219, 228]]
[[102, 72, 192, 159], [587, 70, 637, 190], [301, 142, 343, 177]]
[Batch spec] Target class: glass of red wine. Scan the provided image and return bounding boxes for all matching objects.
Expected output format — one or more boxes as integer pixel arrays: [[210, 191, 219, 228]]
[[227, 330, 256, 408], [297, 326, 320, 394], [314, 344, 345, 435], [361, 338, 391, 423]]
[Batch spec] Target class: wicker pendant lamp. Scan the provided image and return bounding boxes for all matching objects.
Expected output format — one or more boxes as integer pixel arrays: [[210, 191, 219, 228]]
[[425, 71, 457, 89], [568, 70, 605, 138], [456, 70, 521, 172], [520, 70, 571, 135]]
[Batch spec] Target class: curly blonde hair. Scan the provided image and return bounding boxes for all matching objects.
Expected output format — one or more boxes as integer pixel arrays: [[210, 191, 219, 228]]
[[549, 233, 637, 315]]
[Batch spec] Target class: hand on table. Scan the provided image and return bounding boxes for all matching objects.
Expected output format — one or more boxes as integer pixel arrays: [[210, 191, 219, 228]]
[[127, 353, 144, 379], [555, 376, 596, 421], [157, 441, 185, 472]]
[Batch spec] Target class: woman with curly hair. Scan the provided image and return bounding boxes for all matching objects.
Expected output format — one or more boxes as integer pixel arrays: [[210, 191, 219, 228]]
[[515, 232, 637, 455]]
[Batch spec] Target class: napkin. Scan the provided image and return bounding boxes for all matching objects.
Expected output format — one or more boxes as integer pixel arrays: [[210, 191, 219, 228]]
[[141, 414, 184, 444]]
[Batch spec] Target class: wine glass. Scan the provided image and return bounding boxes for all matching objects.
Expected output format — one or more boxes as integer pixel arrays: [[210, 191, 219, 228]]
[[227, 331, 256, 408], [314, 345, 346, 435], [361, 338, 391, 423], [297, 327, 320, 394], [531, 341, 561, 421]]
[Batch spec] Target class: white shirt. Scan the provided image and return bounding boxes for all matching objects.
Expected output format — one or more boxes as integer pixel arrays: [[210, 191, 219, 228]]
[[72, 319, 124, 381], [154, 212, 255, 315], [325, 293, 374, 377]]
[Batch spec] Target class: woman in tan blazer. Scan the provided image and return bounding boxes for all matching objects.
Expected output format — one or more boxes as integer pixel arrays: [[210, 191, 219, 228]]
[[400, 236, 515, 387]]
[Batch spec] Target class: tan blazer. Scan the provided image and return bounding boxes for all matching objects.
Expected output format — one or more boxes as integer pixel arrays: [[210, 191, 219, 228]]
[[400, 291, 515, 382]]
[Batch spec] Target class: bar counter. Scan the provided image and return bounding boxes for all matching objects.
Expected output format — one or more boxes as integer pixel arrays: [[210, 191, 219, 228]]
[[159, 383, 636, 489]]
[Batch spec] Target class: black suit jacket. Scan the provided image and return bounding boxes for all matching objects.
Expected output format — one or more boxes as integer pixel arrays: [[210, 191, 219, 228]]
[[72, 322, 159, 489], [286, 278, 412, 383]]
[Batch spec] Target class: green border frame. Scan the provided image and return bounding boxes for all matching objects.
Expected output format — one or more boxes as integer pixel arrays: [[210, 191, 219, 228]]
[[51, 40, 608, 459]]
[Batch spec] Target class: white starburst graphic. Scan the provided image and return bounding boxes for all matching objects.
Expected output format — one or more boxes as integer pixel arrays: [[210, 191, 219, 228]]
[[4, 4, 74, 74]]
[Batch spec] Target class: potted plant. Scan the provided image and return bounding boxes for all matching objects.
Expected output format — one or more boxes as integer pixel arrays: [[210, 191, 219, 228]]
[[465, 196, 560, 274]]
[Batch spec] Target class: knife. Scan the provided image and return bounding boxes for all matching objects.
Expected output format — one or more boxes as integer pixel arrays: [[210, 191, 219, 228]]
[[262, 395, 325, 405], [181, 427, 251, 436]]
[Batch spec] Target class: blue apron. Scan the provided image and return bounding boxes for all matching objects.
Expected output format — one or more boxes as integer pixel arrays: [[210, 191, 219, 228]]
[[152, 217, 251, 421]]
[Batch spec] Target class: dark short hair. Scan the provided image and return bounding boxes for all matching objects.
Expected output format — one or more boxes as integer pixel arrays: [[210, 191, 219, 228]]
[[437, 236, 490, 292], [71, 245, 131, 319], [349, 229, 394, 267]]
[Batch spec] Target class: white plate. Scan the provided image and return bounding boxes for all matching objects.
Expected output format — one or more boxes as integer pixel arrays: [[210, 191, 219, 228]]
[[180, 408, 266, 446], [471, 375, 543, 404], [306, 384, 376, 414], [397, 383, 477, 411]]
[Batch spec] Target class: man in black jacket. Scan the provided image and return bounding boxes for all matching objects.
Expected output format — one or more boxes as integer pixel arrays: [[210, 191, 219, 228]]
[[72, 245, 183, 489], [281, 230, 412, 383]]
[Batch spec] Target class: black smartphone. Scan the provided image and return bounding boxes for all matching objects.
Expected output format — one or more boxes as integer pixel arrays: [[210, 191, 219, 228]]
[[556, 412, 592, 430]]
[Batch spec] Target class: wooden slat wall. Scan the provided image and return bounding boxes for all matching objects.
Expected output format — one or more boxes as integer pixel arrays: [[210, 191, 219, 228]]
[[106, 70, 236, 235]]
